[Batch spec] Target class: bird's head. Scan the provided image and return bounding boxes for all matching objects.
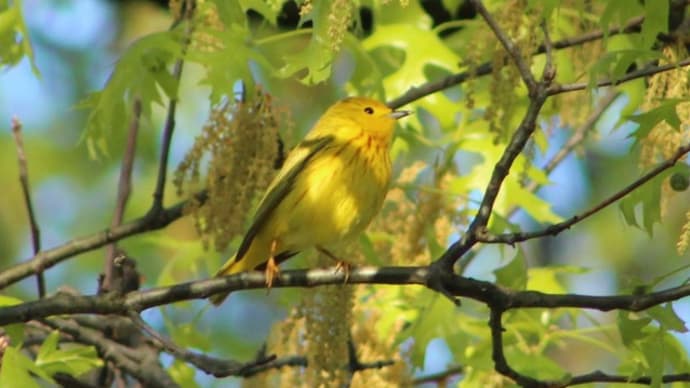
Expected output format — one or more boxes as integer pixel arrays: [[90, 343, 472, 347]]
[[322, 97, 411, 140]]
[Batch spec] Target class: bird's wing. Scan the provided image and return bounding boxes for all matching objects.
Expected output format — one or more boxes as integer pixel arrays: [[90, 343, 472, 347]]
[[234, 135, 334, 261]]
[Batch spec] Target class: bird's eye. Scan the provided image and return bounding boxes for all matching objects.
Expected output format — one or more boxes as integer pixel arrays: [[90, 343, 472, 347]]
[[364, 107, 374, 114]]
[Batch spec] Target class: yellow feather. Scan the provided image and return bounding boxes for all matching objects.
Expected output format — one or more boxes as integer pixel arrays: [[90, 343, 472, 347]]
[[210, 97, 410, 305]]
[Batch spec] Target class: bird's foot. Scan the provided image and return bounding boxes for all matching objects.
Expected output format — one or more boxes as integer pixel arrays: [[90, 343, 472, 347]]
[[334, 260, 351, 284], [265, 256, 280, 290]]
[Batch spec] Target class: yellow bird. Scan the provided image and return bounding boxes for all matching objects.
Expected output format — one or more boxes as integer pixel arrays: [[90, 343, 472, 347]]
[[210, 97, 410, 305]]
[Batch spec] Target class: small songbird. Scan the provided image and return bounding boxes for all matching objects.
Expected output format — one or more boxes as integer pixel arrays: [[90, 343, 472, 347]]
[[209, 97, 411, 305]]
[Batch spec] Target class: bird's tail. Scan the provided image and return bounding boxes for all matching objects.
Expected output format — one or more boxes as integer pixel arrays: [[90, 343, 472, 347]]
[[209, 255, 242, 306]]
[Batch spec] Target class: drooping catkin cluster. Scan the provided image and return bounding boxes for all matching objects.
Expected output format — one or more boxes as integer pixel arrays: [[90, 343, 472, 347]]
[[372, 162, 458, 266], [637, 45, 690, 245], [640, 45, 690, 169], [190, 0, 225, 53], [485, 0, 539, 140], [247, 286, 412, 387], [678, 210, 690, 255], [327, 0, 354, 53], [349, 288, 412, 387], [554, 0, 602, 128], [174, 88, 287, 251], [302, 284, 353, 386]]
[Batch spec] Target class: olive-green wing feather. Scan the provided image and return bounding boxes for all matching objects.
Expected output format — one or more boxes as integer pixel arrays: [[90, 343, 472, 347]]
[[234, 135, 334, 261]]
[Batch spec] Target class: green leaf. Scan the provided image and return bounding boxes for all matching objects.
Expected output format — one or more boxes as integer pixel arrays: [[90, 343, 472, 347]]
[[238, 0, 280, 25], [526, 266, 585, 293], [646, 304, 688, 333], [588, 49, 661, 91], [270, 0, 336, 84], [4, 323, 25, 346], [162, 314, 211, 351], [600, 1, 644, 38], [449, 134, 561, 224], [0, 294, 22, 306], [494, 250, 527, 290], [403, 292, 457, 367], [187, 26, 271, 102], [641, 0, 668, 48], [617, 311, 652, 347], [169, 360, 200, 388], [0, 347, 53, 388], [0, 1, 38, 74], [35, 331, 103, 377], [618, 163, 684, 235], [78, 31, 183, 158], [628, 99, 686, 143], [363, 23, 461, 128], [639, 329, 665, 388]]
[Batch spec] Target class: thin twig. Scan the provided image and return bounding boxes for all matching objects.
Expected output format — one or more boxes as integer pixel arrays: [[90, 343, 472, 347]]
[[11, 117, 44, 298], [479, 143, 690, 244], [470, 0, 537, 92], [387, 16, 643, 109], [488, 307, 690, 387], [0, 190, 206, 289], [536, 91, 620, 180], [413, 365, 464, 385], [127, 310, 277, 377], [456, 91, 621, 274], [549, 57, 690, 96], [149, 5, 194, 214], [103, 99, 142, 293], [540, 20, 555, 82], [433, 16, 557, 277]]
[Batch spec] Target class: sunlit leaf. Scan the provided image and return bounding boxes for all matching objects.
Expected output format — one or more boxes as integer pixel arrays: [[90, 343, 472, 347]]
[[494, 250, 527, 290], [0, 347, 53, 388], [78, 31, 183, 158], [646, 304, 688, 333], [35, 331, 103, 377], [617, 311, 652, 347]]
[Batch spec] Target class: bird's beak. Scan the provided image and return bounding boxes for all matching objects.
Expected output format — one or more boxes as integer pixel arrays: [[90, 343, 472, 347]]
[[389, 110, 412, 120]]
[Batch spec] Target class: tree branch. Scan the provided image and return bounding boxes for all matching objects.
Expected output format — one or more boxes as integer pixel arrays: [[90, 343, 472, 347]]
[[470, 0, 537, 92], [548, 57, 690, 96], [11, 117, 44, 298], [41, 318, 179, 388], [149, 4, 194, 214], [103, 99, 141, 293], [0, 191, 206, 290], [478, 143, 690, 244], [433, 59, 553, 272], [412, 365, 464, 385], [3, 266, 690, 326], [386, 15, 644, 109], [489, 306, 690, 387], [126, 310, 278, 377]]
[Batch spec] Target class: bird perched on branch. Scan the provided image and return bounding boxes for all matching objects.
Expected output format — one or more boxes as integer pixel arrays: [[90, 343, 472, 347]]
[[210, 97, 411, 305]]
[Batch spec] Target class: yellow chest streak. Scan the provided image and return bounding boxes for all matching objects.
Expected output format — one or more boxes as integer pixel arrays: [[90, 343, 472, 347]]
[[279, 131, 391, 248]]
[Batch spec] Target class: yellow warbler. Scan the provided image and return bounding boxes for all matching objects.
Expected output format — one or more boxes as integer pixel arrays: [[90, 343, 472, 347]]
[[210, 97, 410, 305]]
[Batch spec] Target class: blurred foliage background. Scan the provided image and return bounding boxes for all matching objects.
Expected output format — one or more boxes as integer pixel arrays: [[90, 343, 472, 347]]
[[1, 0, 690, 387]]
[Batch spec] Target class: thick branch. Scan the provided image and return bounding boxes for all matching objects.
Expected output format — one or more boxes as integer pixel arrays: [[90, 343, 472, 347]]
[[2, 266, 690, 325]]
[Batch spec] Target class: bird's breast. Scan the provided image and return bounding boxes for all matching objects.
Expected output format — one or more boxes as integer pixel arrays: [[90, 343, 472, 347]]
[[280, 134, 391, 249]]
